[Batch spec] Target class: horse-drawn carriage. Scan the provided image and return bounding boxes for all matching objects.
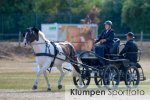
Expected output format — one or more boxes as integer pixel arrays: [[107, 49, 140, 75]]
[[73, 38, 146, 89], [23, 27, 146, 91]]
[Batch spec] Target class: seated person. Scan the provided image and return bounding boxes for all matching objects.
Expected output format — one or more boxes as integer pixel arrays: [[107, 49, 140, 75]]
[[94, 20, 115, 57], [120, 32, 138, 63]]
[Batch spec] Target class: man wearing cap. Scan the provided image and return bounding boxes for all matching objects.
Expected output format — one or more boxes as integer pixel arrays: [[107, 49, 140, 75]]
[[120, 32, 138, 63], [94, 20, 115, 57]]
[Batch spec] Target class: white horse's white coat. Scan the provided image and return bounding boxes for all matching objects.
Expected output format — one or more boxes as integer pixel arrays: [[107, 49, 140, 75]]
[[23, 31, 78, 89]]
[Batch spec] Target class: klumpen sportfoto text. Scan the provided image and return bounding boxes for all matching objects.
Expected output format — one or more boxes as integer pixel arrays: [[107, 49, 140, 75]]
[[70, 89, 145, 97]]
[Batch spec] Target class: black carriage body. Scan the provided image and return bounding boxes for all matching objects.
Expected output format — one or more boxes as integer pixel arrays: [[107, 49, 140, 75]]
[[73, 38, 146, 89], [80, 56, 130, 81], [80, 57, 100, 66]]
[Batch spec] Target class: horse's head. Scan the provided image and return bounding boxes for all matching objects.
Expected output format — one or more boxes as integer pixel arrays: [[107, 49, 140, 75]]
[[23, 27, 39, 46]]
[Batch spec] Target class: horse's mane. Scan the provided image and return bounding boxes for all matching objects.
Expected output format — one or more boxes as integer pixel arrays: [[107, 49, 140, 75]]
[[38, 31, 49, 42]]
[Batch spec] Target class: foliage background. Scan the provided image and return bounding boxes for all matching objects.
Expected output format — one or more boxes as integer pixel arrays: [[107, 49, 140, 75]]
[[0, 0, 149, 34]]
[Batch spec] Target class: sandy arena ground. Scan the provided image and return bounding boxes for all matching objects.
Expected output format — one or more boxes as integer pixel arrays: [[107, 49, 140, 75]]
[[0, 42, 149, 100]]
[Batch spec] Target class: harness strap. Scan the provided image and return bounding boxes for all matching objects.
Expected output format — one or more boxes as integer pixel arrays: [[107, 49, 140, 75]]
[[35, 53, 54, 57], [35, 53, 66, 61], [45, 42, 50, 54], [34, 41, 59, 73], [49, 41, 58, 71]]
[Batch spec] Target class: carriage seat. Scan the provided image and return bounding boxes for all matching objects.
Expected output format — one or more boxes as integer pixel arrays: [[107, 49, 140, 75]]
[[105, 38, 121, 59], [110, 38, 120, 54]]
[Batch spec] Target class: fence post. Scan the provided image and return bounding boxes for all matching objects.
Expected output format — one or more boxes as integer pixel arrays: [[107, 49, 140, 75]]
[[140, 31, 143, 47], [18, 31, 21, 47], [1, 15, 4, 34]]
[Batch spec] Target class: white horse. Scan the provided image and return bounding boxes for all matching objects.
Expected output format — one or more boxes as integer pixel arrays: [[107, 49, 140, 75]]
[[23, 27, 80, 91]]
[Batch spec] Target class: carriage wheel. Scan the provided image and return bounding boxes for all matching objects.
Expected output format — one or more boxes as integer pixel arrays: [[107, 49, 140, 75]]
[[94, 72, 104, 88], [103, 65, 120, 89], [124, 66, 140, 88], [73, 67, 91, 89]]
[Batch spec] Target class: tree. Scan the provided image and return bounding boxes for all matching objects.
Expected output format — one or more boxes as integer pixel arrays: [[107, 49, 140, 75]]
[[81, 6, 100, 24], [0, 0, 149, 34], [100, 0, 123, 33], [122, 0, 150, 33]]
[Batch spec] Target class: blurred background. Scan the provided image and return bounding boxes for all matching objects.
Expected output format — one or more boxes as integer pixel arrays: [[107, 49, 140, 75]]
[[0, 1, 150, 98], [0, 0, 150, 41]]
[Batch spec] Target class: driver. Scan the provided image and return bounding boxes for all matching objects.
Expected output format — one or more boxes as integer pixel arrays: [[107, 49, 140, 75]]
[[94, 20, 115, 57], [120, 32, 138, 63]]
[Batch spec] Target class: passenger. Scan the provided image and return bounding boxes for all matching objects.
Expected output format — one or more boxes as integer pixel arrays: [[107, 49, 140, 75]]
[[94, 20, 115, 57], [120, 32, 138, 63]]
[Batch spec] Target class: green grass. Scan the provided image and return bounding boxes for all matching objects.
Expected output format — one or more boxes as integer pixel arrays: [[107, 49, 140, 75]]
[[0, 72, 72, 92], [0, 58, 150, 93], [0, 71, 150, 94]]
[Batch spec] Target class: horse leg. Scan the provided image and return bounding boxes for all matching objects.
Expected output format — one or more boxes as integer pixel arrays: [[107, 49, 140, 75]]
[[43, 71, 51, 91], [32, 65, 41, 90], [79, 74, 83, 86], [33, 63, 50, 90], [72, 67, 82, 86], [57, 66, 65, 89]]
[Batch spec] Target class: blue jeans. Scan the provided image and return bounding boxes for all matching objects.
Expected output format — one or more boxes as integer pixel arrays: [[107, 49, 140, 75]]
[[94, 44, 106, 57]]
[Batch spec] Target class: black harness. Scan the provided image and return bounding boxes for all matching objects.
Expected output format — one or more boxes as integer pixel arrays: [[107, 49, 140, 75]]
[[34, 41, 81, 74], [49, 41, 58, 70], [35, 41, 59, 72]]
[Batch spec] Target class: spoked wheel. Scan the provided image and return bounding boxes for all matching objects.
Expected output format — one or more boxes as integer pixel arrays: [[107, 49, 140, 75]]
[[73, 67, 91, 89], [103, 65, 120, 89], [94, 72, 104, 88], [124, 66, 140, 88]]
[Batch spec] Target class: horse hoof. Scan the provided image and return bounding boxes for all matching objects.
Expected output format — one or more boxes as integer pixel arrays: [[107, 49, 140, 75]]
[[32, 85, 37, 90], [58, 85, 62, 89], [47, 88, 51, 91]]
